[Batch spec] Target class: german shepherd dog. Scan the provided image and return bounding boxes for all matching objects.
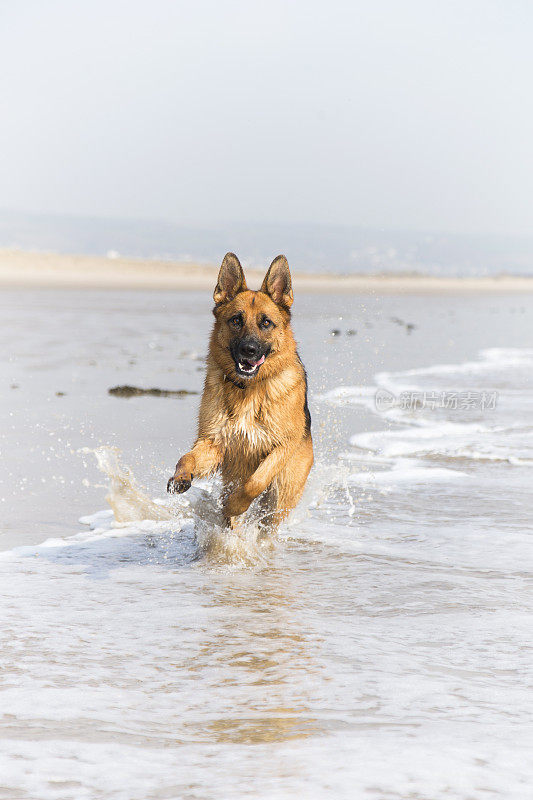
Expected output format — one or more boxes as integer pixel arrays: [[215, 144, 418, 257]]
[[167, 252, 313, 529]]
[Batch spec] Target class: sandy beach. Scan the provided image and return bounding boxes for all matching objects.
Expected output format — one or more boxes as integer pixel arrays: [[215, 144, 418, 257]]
[[1, 248, 532, 293]]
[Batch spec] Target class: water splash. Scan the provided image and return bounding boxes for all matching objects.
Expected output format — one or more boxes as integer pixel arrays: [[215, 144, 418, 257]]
[[80, 446, 173, 524], [79, 446, 278, 567]]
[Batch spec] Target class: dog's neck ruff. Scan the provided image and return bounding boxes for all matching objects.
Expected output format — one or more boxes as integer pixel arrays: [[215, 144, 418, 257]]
[[223, 372, 246, 390]]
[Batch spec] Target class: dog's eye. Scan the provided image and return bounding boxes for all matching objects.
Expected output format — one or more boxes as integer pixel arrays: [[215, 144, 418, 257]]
[[229, 314, 243, 327], [260, 317, 273, 329]]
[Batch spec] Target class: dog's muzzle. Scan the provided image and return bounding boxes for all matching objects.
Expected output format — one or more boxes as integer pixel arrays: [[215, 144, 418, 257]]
[[231, 337, 269, 378]]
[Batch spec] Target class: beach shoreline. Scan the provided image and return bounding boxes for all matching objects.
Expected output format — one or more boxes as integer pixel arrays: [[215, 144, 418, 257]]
[[1, 248, 532, 293], [2, 285, 532, 800]]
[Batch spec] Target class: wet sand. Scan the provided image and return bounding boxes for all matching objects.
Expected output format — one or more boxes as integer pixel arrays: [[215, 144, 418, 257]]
[[1, 248, 533, 292]]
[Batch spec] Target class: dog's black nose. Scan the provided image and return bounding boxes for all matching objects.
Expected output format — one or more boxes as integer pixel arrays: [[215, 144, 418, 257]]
[[239, 339, 260, 358]]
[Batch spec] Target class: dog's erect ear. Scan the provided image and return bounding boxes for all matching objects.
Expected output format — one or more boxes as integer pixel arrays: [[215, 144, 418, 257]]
[[213, 252, 247, 305], [260, 255, 293, 309]]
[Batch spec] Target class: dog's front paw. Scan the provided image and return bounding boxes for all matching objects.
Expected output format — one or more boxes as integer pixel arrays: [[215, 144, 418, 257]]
[[167, 472, 192, 494]]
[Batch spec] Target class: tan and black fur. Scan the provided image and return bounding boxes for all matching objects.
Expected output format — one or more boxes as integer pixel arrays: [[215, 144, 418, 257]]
[[167, 252, 313, 529]]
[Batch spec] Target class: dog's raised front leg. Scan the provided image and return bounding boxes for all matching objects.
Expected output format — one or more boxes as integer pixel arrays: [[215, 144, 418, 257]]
[[222, 444, 292, 521], [167, 438, 222, 494]]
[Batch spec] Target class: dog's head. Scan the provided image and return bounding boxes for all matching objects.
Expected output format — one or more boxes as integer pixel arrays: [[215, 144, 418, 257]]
[[211, 252, 294, 382]]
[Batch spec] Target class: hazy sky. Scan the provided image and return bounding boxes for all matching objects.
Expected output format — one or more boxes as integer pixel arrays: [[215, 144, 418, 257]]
[[1, 0, 532, 235]]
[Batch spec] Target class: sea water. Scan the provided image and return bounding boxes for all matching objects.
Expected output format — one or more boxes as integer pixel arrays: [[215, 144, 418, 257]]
[[0, 289, 531, 799]]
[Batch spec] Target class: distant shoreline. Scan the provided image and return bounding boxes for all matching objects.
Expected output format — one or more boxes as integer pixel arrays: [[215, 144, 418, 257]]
[[1, 249, 532, 293]]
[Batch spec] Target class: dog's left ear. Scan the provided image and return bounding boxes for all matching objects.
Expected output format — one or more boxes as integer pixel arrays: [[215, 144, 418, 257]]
[[260, 255, 293, 309]]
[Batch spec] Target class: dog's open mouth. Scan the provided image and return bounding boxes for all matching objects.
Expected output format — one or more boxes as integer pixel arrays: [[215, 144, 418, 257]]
[[236, 354, 265, 377]]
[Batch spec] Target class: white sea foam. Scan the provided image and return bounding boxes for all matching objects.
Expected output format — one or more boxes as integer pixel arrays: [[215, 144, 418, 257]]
[[377, 346, 533, 382], [318, 347, 533, 481], [350, 421, 489, 456], [347, 462, 468, 486]]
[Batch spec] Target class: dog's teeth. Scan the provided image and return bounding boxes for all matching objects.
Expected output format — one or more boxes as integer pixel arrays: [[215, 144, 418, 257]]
[[238, 359, 261, 375]]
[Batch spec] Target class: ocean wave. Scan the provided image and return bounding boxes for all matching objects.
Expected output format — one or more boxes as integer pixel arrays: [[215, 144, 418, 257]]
[[318, 347, 533, 485]]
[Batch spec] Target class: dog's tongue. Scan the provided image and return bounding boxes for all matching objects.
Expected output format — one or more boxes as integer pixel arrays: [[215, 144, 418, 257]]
[[249, 354, 265, 368]]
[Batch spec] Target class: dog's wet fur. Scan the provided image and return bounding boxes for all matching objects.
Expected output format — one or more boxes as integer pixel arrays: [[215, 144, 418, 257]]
[[167, 253, 313, 529]]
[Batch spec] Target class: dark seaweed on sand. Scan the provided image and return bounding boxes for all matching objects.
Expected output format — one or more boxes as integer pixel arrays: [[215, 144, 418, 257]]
[[108, 385, 199, 398]]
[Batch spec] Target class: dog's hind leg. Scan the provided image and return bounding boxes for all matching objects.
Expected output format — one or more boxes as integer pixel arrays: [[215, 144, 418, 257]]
[[271, 436, 314, 527]]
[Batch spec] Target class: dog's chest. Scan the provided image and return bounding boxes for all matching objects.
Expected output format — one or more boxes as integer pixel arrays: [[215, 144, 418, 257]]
[[216, 395, 273, 453]]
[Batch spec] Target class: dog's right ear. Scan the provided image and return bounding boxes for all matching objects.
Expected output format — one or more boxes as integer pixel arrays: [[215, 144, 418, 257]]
[[213, 253, 247, 305]]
